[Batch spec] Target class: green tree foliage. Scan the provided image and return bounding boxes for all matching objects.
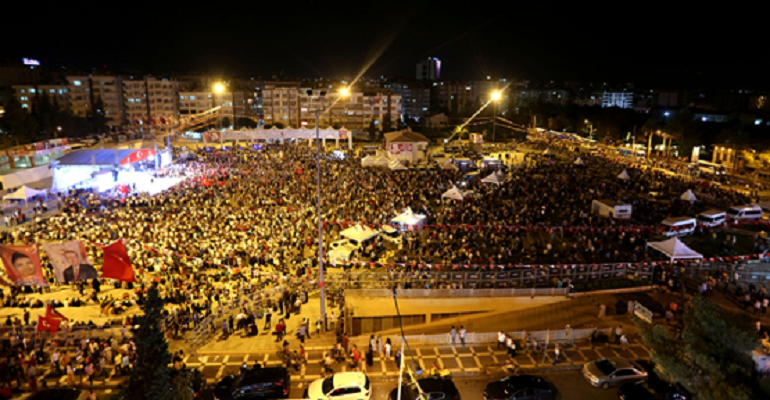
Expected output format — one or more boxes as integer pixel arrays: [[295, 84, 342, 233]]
[[638, 297, 769, 400], [92, 96, 108, 133], [125, 286, 172, 400], [1, 91, 39, 144], [220, 116, 231, 129], [368, 120, 378, 141], [382, 114, 393, 133]]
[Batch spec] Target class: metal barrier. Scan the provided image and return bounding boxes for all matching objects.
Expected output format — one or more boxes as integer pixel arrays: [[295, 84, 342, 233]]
[[345, 287, 569, 298], [392, 327, 612, 347]]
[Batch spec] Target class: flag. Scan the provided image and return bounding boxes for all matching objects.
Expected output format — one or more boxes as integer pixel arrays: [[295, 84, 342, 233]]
[[37, 315, 62, 334], [100, 240, 137, 282], [46, 304, 69, 321], [160, 117, 166, 125]]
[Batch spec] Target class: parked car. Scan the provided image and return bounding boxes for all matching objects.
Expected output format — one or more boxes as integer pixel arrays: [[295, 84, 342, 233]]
[[25, 389, 89, 400], [483, 375, 557, 400], [304, 372, 371, 400], [214, 367, 291, 400], [389, 377, 460, 400], [582, 358, 648, 389], [618, 361, 691, 400]]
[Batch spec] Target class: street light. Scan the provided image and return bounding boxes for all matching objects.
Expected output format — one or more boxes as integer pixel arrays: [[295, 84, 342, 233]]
[[56, 126, 62, 138], [312, 87, 350, 333], [491, 91, 501, 142], [213, 83, 235, 130], [584, 119, 594, 140]]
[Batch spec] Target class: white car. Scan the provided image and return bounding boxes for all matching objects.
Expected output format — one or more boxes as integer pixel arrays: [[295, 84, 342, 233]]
[[305, 372, 372, 400]]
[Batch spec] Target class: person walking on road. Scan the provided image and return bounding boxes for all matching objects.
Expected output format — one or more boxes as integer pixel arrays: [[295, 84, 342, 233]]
[[450, 326, 457, 345], [498, 331, 506, 349]]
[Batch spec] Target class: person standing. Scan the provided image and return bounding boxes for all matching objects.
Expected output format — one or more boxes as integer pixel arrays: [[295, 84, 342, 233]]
[[377, 334, 383, 355], [384, 338, 392, 360], [497, 331, 506, 349], [552, 345, 560, 365], [450, 326, 457, 345], [614, 325, 623, 345], [459, 326, 466, 346]]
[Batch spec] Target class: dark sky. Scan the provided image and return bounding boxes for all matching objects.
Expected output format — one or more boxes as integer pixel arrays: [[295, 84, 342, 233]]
[[3, 1, 766, 89]]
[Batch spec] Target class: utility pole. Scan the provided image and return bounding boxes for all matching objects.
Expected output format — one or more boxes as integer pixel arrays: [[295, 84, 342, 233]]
[[314, 97, 327, 333]]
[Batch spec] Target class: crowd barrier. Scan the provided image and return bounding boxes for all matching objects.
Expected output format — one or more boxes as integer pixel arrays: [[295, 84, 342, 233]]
[[344, 287, 569, 298], [391, 327, 612, 347]]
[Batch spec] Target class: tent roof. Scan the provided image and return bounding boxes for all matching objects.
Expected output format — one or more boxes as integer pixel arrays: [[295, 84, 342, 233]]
[[646, 237, 703, 260], [441, 161, 458, 170], [617, 169, 630, 180], [384, 130, 430, 143], [481, 171, 505, 185], [55, 149, 148, 166], [542, 148, 552, 155], [442, 186, 466, 200], [392, 207, 427, 225], [341, 224, 379, 242], [389, 158, 408, 170], [574, 157, 584, 165], [680, 189, 698, 202], [3, 185, 46, 200]]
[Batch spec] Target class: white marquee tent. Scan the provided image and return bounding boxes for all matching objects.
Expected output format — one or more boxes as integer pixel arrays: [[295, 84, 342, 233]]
[[574, 157, 585, 165], [542, 148, 552, 155], [3, 185, 47, 202], [481, 171, 506, 185], [362, 155, 389, 168], [391, 207, 427, 231], [617, 169, 630, 180], [441, 161, 459, 170], [341, 224, 380, 242], [442, 185, 467, 201], [646, 237, 703, 262], [389, 158, 408, 171], [680, 189, 698, 202]]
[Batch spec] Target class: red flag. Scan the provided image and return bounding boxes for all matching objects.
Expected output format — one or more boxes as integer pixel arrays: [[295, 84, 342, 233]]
[[37, 315, 62, 334], [101, 240, 137, 282], [46, 304, 69, 321]]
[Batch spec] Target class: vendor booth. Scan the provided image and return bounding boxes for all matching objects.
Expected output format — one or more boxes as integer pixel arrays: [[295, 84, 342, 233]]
[[391, 207, 427, 231]]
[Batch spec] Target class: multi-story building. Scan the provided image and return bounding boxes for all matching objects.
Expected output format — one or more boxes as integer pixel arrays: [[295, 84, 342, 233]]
[[179, 92, 214, 116], [66, 75, 124, 128], [416, 57, 441, 80], [601, 92, 634, 108], [385, 81, 430, 119], [262, 82, 301, 127], [11, 84, 70, 112], [123, 76, 188, 125]]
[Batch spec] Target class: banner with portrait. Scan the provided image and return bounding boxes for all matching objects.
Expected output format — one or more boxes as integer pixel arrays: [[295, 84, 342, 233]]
[[41, 241, 97, 284], [0, 244, 48, 287]]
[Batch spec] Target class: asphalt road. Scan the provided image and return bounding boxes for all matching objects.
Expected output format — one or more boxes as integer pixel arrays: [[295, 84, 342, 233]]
[[195, 370, 619, 400]]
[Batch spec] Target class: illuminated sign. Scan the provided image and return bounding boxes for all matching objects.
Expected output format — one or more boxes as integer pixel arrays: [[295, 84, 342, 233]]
[[23, 58, 40, 66]]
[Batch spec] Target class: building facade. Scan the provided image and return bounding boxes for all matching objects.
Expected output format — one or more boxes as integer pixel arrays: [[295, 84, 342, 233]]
[[11, 84, 70, 112], [601, 92, 634, 108], [66, 75, 124, 128], [416, 57, 441, 81], [123, 77, 188, 125]]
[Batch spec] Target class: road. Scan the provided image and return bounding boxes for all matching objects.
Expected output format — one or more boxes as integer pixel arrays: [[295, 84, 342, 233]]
[[195, 370, 619, 400]]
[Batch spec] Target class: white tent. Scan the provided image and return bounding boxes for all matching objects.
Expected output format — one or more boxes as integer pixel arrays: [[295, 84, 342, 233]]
[[441, 185, 467, 201], [542, 148, 552, 155], [481, 171, 506, 185], [646, 237, 703, 262], [341, 224, 380, 242], [3, 186, 46, 202], [617, 169, 630, 180], [361, 155, 377, 167], [441, 161, 459, 170], [389, 158, 408, 170], [574, 157, 585, 165], [391, 207, 427, 230], [680, 189, 698, 202]]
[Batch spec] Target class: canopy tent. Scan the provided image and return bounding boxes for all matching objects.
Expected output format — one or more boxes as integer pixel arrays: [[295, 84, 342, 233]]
[[680, 189, 698, 202], [617, 169, 630, 180], [362, 155, 388, 167], [542, 148, 552, 155], [481, 171, 506, 185], [389, 158, 408, 170], [441, 185, 467, 201], [441, 161, 459, 170], [340, 224, 379, 242], [574, 157, 585, 165], [391, 207, 427, 231], [646, 237, 703, 261], [3, 185, 46, 202]]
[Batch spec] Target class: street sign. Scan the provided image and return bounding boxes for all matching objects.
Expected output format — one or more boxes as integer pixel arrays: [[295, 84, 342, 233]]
[[634, 301, 653, 323]]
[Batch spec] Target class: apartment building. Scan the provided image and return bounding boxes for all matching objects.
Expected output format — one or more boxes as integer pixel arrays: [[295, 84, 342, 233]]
[[66, 75, 124, 128], [262, 82, 301, 127], [179, 92, 214, 115], [385, 81, 430, 119], [601, 92, 634, 108], [11, 84, 70, 112], [123, 76, 189, 124]]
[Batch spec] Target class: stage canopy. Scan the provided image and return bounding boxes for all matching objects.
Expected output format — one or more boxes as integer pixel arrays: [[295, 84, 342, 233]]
[[481, 171, 506, 185], [617, 169, 630, 180], [680, 189, 698, 202], [55, 149, 156, 167], [646, 237, 703, 261], [3, 185, 46, 201]]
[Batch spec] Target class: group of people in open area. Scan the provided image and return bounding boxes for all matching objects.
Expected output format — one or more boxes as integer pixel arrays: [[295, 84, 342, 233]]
[[0, 138, 764, 393]]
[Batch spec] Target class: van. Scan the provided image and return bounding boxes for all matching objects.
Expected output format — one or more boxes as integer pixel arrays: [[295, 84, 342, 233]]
[[726, 205, 763, 222], [697, 209, 726, 227], [592, 199, 632, 219], [380, 225, 402, 245], [661, 217, 697, 237]]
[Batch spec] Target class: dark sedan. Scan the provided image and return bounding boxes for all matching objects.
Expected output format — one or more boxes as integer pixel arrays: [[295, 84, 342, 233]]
[[484, 375, 557, 400], [214, 367, 290, 400], [389, 377, 460, 400]]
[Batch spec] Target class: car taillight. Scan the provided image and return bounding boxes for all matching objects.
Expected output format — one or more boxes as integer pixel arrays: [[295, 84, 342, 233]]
[[274, 382, 283, 386]]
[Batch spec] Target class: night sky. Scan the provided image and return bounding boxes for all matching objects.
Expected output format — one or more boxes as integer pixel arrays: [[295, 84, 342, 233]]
[[3, 1, 766, 88]]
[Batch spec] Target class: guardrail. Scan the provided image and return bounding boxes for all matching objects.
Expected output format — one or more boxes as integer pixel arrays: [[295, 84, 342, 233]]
[[392, 327, 612, 347], [344, 287, 569, 298]]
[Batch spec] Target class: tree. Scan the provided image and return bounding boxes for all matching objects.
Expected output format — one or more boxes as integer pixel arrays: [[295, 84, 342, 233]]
[[220, 116, 231, 129], [382, 114, 393, 133], [637, 297, 770, 400], [273, 122, 284, 129], [367, 120, 378, 141], [125, 286, 172, 400], [0, 90, 38, 145], [169, 372, 193, 400]]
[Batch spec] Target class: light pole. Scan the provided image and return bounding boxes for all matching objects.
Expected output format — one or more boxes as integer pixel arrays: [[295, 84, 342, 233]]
[[584, 119, 594, 140], [491, 91, 501, 142], [214, 83, 235, 130], [312, 87, 349, 333]]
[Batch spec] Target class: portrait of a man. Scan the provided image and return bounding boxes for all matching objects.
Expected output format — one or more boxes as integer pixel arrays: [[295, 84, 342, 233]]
[[0, 244, 48, 287], [62, 249, 98, 283]]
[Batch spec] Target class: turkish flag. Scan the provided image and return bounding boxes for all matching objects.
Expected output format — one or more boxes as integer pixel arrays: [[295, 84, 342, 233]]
[[100, 240, 137, 282], [46, 304, 69, 322], [36, 315, 62, 334]]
